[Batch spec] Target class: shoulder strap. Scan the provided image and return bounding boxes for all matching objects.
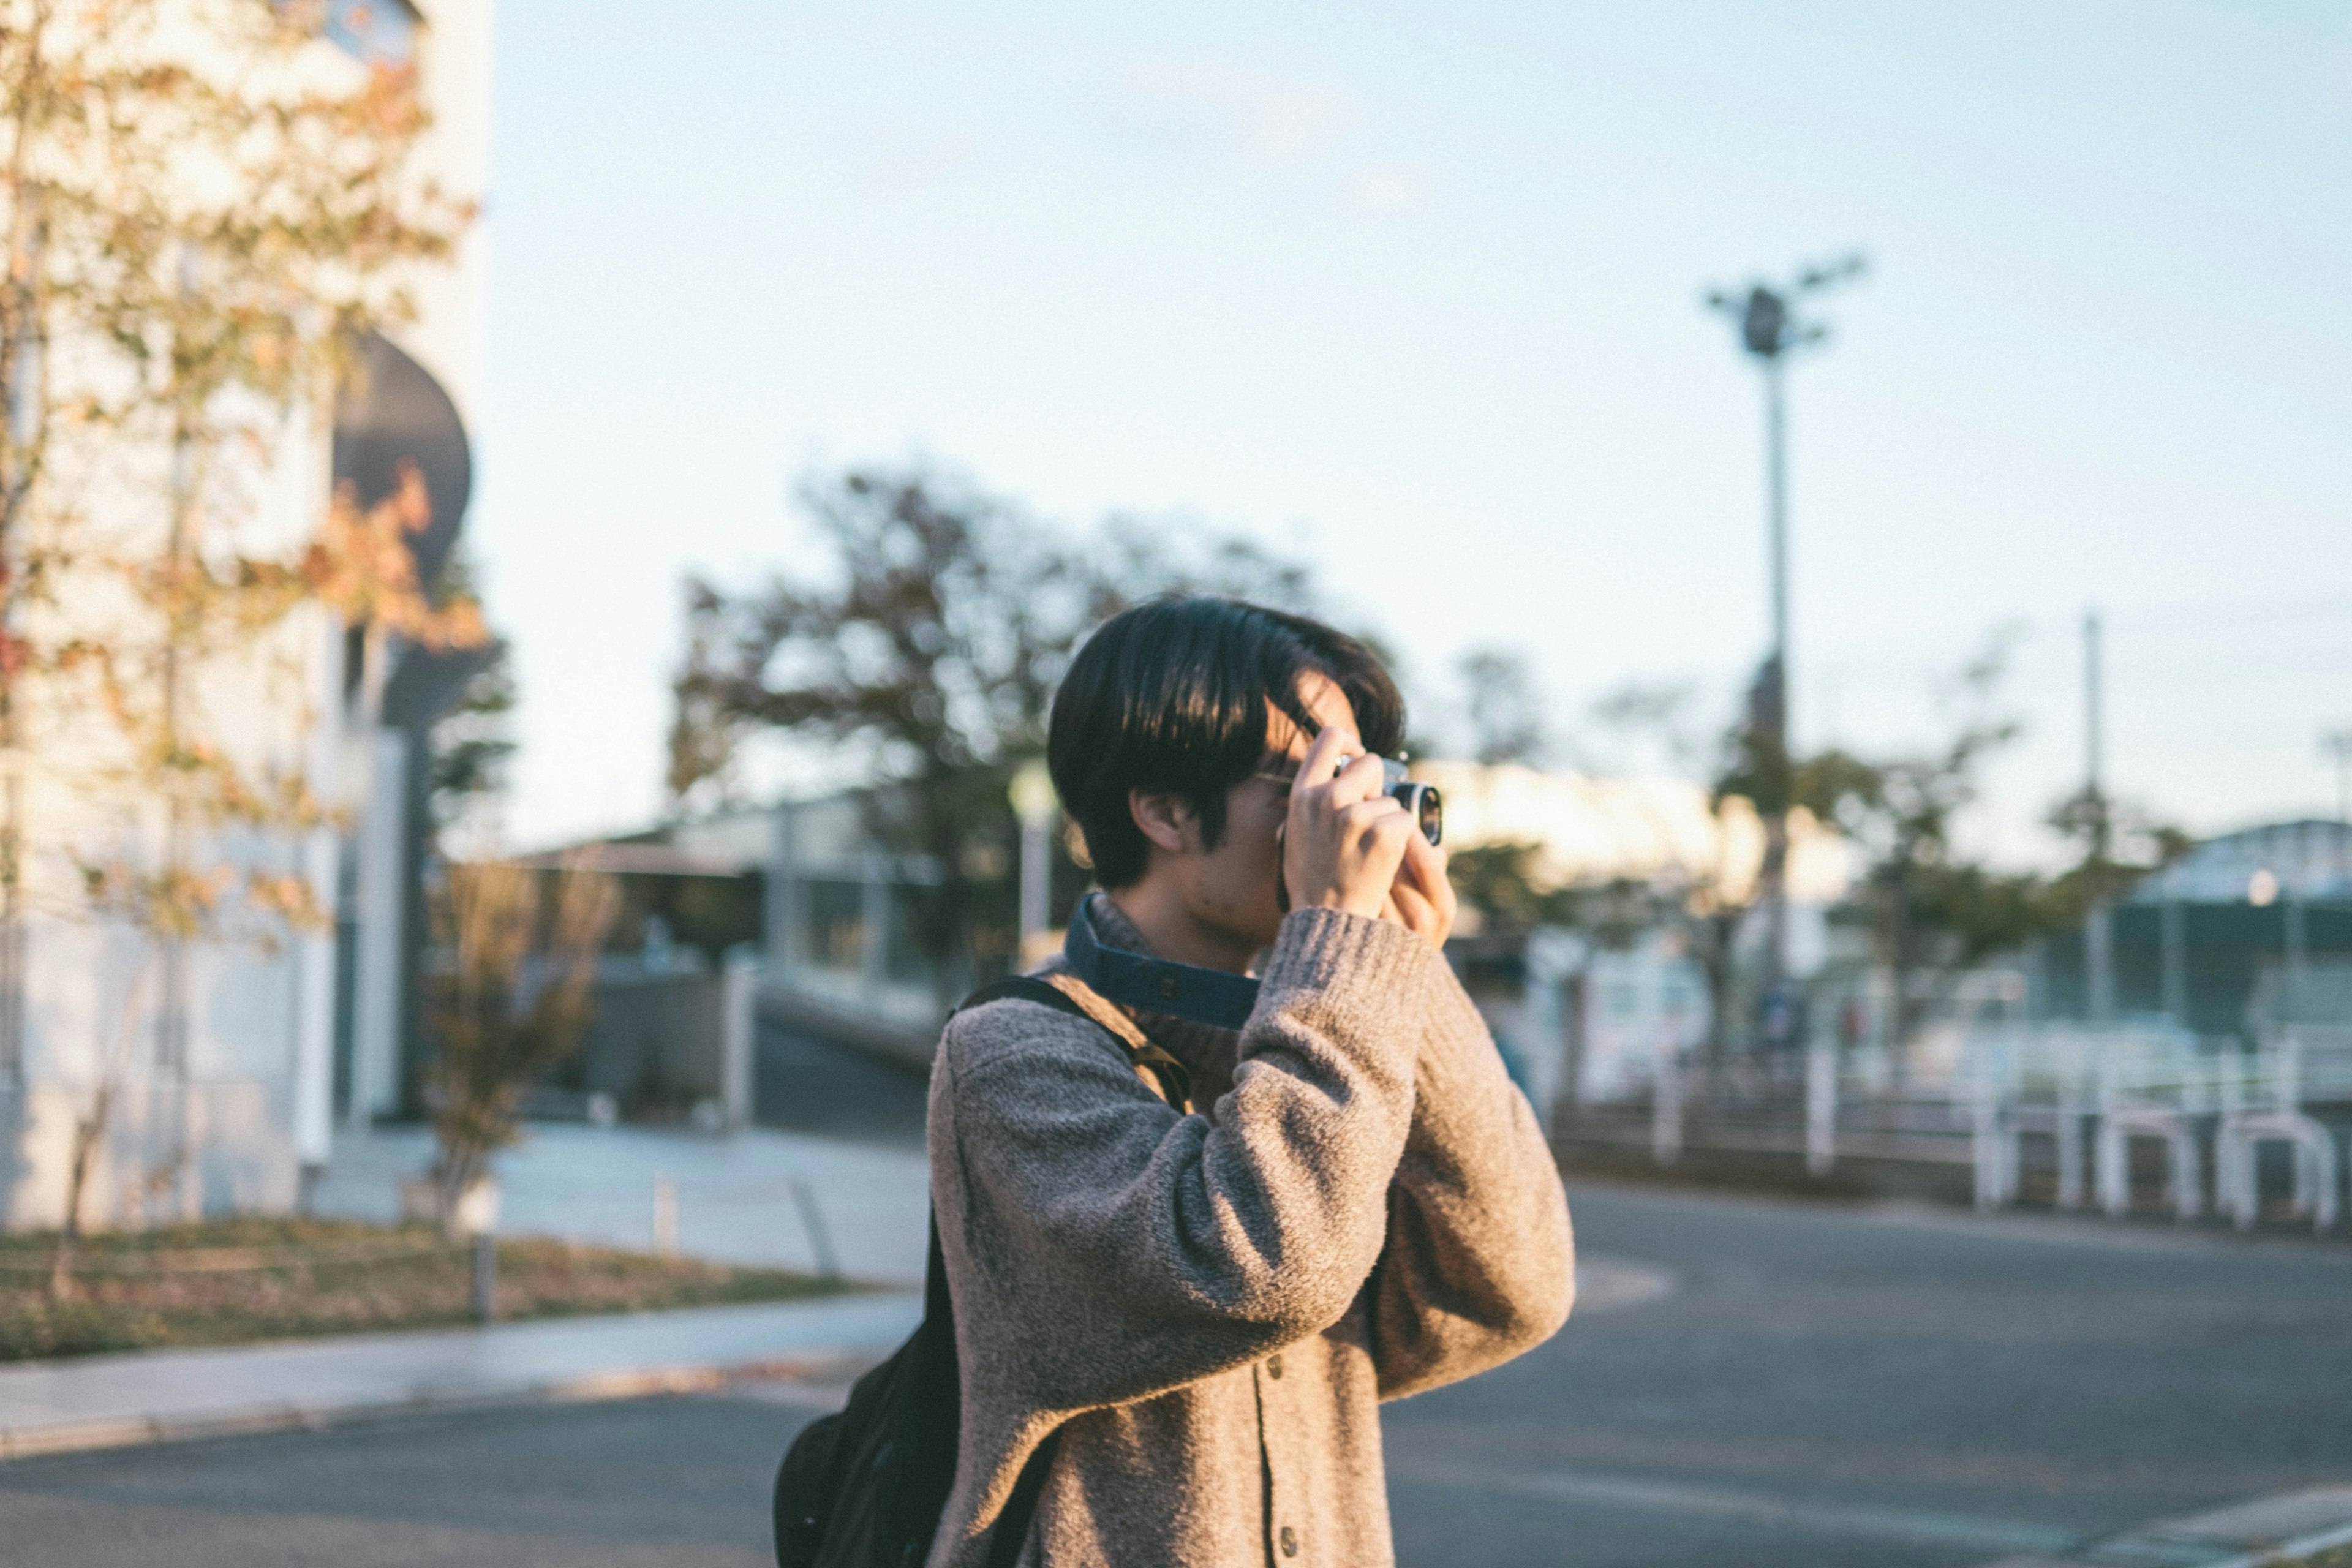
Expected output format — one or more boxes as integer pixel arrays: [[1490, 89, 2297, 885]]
[[959, 973, 1194, 1114]]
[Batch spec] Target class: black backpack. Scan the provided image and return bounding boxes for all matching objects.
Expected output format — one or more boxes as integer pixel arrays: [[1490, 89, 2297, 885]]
[[772, 975, 1189, 1568]]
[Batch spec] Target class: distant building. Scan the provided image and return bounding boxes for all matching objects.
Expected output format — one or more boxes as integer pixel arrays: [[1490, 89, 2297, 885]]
[[2033, 820, 2352, 1039]]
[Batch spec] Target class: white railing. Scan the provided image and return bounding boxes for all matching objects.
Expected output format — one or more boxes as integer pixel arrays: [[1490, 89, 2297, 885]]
[[1960, 1023, 2352, 1233]]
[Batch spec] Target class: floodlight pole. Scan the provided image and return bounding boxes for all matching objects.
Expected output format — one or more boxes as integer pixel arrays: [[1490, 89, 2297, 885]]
[[1767, 353, 1793, 735], [1706, 254, 1863, 1031]]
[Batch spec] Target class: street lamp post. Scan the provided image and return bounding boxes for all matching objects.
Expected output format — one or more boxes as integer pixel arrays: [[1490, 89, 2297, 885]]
[[1705, 252, 1864, 1027], [1009, 760, 1058, 960]]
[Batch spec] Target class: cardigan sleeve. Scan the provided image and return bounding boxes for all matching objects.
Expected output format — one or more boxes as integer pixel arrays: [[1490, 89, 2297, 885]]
[[1363, 952, 1575, 1401], [937, 908, 1428, 1414]]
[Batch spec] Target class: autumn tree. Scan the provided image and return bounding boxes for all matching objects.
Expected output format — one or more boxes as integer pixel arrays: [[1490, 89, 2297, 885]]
[[421, 858, 616, 1234]]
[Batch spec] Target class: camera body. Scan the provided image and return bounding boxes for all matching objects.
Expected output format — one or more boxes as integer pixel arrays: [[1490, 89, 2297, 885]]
[[1377, 757, 1443, 846]]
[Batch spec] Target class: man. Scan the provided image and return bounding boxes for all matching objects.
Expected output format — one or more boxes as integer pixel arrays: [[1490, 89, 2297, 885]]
[[927, 597, 1574, 1566]]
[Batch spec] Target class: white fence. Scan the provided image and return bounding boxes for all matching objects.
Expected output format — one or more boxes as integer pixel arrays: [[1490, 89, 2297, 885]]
[[1962, 1023, 2352, 1231]]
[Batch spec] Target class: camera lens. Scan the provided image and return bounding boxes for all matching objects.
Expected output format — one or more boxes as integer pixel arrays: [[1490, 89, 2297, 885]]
[[1387, 782, 1442, 846]]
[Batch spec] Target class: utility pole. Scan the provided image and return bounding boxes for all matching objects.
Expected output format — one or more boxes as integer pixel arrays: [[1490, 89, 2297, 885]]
[[2324, 728, 2352, 891], [2084, 608, 2108, 861], [1705, 252, 1865, 1030], [2323, 728, 2352, 827]]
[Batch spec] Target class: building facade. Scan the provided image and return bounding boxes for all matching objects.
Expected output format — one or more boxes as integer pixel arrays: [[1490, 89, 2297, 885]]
[[0, 0, 490, 1230]]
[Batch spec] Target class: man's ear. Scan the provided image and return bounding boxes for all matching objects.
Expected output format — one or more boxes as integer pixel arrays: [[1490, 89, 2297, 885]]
[[1128, 788, 1196, 858]]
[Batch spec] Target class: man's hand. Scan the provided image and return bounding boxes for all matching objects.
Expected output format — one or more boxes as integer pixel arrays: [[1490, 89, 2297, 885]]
[[1382, 829, 1456, 952], [1283, 726, 1414, 922]]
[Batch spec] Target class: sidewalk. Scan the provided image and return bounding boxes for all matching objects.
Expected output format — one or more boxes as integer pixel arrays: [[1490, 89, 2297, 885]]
[[312, 1121, 933, 1285], [1, 1122, 932, 1461], [0, 1290, 922, 1460]]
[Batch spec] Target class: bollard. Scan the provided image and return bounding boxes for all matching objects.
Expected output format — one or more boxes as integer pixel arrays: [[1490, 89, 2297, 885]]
[[653, 1174, 679, 1257], [1650, 1054, 1683, 1167], [1805, 1039, 1836, 1177], [472, 1232, 496, 1323], [790, 1177, 842, 1281]]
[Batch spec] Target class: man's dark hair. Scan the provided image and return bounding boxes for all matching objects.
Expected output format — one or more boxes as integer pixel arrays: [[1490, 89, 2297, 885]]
[[1047, 597, 1405, 889]]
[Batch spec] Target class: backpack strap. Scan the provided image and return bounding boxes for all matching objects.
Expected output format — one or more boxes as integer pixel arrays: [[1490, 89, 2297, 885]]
[[960, 973, 1195, 1115]]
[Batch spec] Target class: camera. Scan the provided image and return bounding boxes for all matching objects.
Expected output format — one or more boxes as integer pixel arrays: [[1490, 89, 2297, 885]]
[[1376, 756, 1442, 846]]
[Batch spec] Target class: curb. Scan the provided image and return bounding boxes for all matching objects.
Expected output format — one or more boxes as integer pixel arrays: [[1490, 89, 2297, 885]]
[[0, 1360, 810, 1462], [0, 1294, 919, 1463]]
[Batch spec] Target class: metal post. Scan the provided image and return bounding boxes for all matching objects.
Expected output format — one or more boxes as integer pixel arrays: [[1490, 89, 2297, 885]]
[[1651, 1045, 1683, 1167], [1765, 360, 1790, 736], [1760, 358, 1791, 993], [2322, 729, 2352, 828], [2284, 873, 2307, 1030], [472, 1232, 496, 1322], [1804, 1034, 1835, 1176], [720, 949, 755, 1131], [2084, 609, 2106, 863], [2087, 900, 2115, 1026], [1706, 256, 1863, 1005], [2160, 870, 2187, 1027], [1009, 761, 1058, 962], [652, 1173, 679, 1256], [2056, 1031, 2086, 1210], [790, 1177, 841, 1281]]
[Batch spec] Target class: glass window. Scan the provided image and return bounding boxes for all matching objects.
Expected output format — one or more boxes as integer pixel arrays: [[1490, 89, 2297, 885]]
[[799, 880, 865, 974]]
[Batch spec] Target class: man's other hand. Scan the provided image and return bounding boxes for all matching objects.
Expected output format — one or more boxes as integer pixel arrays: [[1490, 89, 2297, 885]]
[[1384, 828, 1456, 952]]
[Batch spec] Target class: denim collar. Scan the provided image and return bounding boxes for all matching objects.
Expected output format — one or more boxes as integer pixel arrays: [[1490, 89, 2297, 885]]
[[1064, 895, 1260, 1033]]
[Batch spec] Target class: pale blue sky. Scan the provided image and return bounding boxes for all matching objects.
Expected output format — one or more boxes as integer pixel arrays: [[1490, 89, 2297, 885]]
[[473, 1, 2352, 864]]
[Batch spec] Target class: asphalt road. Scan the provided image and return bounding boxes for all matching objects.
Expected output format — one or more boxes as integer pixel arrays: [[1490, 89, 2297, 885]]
[[9, 1025, 2352, 1566], [1384, 1182, 2352, 1566]]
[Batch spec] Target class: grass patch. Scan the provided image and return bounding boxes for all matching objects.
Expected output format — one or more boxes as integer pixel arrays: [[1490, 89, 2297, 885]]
[[0, 1218, 852, 1362]]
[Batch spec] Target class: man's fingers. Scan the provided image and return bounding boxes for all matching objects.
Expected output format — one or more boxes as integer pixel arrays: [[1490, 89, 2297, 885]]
[[1338, 796, 1407, 840], [1325, 748, 1382, 807], [1399, 827, 1444, 884], [1297, 724, 1357, 785]]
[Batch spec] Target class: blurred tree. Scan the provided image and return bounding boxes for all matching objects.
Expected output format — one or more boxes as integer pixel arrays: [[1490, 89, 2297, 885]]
[[1783, 631, 2058, 1045], [421, 858, 617, 1235], [669, 466, 1319, 996], [427, 555, 516, 851], [2041, 784, 2193, 925], [1458, 647, 1548, 766]]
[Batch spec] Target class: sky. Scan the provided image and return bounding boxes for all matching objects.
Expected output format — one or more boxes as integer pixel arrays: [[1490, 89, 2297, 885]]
[[472, 1, 2352, 867]]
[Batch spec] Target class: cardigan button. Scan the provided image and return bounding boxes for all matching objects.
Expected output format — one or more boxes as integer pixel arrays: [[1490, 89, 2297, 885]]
[[1266, 1354, 1284, 1379], [1280, 1525, 1298, 1557]]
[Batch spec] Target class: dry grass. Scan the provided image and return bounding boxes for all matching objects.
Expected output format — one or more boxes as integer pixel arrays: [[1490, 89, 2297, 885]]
[[0, 1218, 850, 1362]]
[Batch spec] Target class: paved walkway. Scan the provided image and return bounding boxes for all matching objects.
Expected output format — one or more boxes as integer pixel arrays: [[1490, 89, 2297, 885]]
[[0, 1291, 922, 1460], [312, 1123, 933, 1286], [0, 1123, 933, 1460]]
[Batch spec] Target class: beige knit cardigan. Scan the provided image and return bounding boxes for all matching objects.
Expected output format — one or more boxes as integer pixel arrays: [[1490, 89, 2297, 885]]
[[924, 897, 1575, 1567]]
